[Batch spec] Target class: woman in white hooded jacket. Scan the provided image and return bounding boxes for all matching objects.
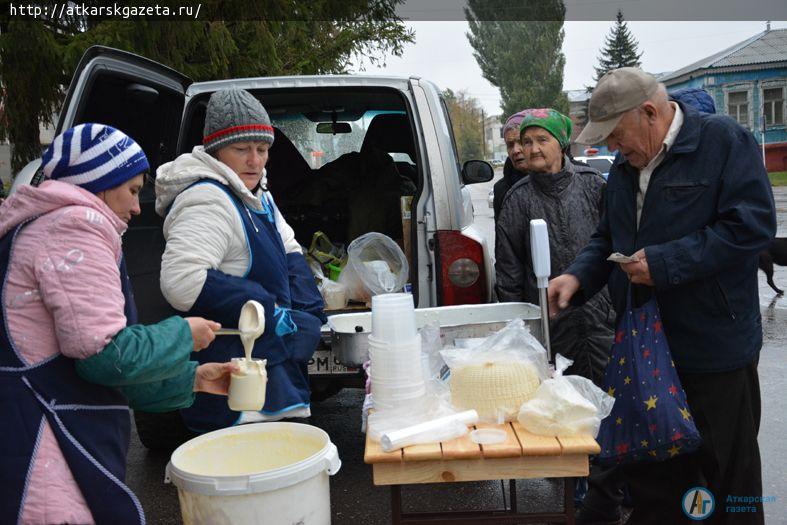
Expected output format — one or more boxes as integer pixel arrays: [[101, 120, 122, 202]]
[[156, 88, 326, 432]]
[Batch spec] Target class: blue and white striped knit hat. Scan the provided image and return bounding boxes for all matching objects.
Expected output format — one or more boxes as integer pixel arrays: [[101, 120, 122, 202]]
[[42, 123, 149, 194], [203, 88, 274, 153]]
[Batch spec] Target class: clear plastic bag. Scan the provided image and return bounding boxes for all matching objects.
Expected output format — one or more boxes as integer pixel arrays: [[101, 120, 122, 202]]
[[440, 319, 550, 422], [365, 323, 470, 450], [367, 400, 472, 450], [339, 232, 408, 301], [320, 278, 348, 310], [376, 409, 478, 452], [420, 323, 448, 382], [310, 256, 349, 310], [440, 318, 550, 375], [517, 354, 615, 438]]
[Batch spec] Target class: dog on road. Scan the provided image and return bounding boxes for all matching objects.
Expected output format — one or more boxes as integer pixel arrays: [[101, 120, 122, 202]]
[[760, 238, 787, 295]]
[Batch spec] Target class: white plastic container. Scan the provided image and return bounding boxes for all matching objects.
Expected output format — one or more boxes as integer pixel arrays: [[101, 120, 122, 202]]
[[368, 335, 421, 352], [368, 352, 422, 378], [165, 423, 341, 525], [372, 380, 425, 396], [371, 293, 416, 343], [227, 358, 267, 411]]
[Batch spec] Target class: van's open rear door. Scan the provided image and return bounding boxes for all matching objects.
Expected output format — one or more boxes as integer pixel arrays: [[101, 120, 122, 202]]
[[57, 45, 191, 173], [59, 46, 193, 325]]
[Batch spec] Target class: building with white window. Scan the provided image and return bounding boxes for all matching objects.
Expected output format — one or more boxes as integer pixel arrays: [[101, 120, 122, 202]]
[[483, 114, 506, 162], [660, 27, 787, 172], [566, 89, 595, 157]]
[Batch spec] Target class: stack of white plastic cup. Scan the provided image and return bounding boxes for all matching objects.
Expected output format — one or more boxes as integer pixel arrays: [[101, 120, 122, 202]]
[[370, 293, 417, 343], [369, 293, 425, 411]]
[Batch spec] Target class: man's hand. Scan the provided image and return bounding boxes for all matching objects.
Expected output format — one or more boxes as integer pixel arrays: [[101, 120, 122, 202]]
[[620, 248, 654, 286], [194, 362, 239, 395], [185, 317, 220, 351], [547, 274, 580, 318]]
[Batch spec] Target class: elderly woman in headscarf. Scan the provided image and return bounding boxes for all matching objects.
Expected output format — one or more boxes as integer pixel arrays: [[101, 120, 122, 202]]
[[494, 108, 622, 522], [494, 108, 614, 384], [0, 123, 235, 525], [492, 110, 530, 221]]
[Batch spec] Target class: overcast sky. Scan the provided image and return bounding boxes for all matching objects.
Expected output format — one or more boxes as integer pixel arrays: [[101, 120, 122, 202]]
[[356, 20, 787, 117]]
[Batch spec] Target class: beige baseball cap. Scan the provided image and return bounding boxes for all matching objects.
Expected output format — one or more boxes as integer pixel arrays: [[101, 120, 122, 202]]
[[576, 67, 659, 144]]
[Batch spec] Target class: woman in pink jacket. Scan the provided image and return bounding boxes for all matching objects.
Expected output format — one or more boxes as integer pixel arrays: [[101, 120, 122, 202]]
[[0, 123, 236, 525]]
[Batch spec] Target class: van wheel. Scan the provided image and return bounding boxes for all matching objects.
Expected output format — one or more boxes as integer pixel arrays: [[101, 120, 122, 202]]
[[310, 379, 343, 403], [133, 410, 196, 451]]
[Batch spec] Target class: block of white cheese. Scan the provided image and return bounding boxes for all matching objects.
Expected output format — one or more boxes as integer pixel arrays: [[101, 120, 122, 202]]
[[518, 377, 600, 436], [449, 361, 540, 421]]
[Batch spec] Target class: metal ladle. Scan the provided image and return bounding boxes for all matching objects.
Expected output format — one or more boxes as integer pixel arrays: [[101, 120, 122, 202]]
[[214, 328, 246, 336]]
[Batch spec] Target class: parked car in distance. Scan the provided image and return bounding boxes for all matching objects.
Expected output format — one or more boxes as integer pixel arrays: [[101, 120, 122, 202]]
[[574, 155, 615, 180]]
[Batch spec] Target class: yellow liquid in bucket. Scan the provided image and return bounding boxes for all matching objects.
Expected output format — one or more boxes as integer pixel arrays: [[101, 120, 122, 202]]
[[174, 428, 325, 477]]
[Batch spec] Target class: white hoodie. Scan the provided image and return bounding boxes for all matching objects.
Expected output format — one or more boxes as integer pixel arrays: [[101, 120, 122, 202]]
[[155, 146, 301, 312]]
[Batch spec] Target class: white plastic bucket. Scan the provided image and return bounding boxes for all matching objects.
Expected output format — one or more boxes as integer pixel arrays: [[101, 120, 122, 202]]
[[165, 422, 341, 525]]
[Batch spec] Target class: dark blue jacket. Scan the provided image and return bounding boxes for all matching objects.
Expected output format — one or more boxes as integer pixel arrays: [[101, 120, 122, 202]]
[[566, 101, 776, 373], [669, 88, 716, 114]]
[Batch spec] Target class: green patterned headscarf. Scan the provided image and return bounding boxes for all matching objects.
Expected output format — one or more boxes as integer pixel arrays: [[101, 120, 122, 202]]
[[518, 108, 573, 150]]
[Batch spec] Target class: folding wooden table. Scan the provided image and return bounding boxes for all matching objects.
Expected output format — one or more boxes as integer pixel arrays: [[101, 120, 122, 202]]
[[364, 422, 600, 524]]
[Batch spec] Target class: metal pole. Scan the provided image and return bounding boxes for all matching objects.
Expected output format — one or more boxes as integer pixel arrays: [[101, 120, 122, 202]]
[[762, 114, 767, 168], [481, 108, 487, 159], [760, 80, 767, 168], [539, 287, 552, 362]]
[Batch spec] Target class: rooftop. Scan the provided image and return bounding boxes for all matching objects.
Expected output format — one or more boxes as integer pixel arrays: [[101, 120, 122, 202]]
[[566, 89, 590, 103], [661, 28, 787, 84]]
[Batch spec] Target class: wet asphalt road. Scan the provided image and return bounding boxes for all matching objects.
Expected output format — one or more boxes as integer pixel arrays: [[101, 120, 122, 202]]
[[126, 183, 787, 524]]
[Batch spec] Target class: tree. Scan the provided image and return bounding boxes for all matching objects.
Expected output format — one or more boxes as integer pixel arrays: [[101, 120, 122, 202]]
[[593, 10, 642, 83], [443, 88, 484, 164], [465, 0, 568, 120], [0, 0, 414, 173]]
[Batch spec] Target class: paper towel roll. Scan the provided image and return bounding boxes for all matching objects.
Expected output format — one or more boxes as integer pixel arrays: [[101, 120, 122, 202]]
[[380, 410, 479, 452]]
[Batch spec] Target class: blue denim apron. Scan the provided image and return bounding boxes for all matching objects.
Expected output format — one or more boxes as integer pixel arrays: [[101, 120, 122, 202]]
[[0, 219, 144, 524], [180, 181, 322, 432]]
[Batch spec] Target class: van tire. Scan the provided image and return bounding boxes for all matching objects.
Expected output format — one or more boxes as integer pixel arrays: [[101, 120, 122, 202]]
[[133, 410, 196, 451], [310, 379, 343, 403]]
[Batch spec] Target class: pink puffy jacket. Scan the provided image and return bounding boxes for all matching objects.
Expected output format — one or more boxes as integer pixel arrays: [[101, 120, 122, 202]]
[[0, 181, 129, 524]]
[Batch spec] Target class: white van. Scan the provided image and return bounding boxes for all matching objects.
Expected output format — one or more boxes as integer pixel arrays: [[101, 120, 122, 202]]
[[12, 46, 496, 447]]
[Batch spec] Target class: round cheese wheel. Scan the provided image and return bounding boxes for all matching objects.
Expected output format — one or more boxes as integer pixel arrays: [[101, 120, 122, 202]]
[[450, 361, 540, 420]]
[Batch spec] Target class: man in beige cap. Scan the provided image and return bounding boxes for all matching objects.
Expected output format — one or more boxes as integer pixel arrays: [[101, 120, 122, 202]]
[[549, 67, 775, 523]]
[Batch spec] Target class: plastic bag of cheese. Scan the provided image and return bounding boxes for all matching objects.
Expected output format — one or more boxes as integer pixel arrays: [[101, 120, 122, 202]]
[[440, 319, 550, 422], [518, 354, 615, 437]]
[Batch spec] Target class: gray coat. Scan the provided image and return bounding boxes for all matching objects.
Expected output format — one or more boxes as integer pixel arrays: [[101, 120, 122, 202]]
[[494, 157, 614, 384]]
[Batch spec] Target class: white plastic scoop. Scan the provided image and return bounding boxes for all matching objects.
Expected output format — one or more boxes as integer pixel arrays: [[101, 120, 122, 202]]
[[214, 300, 266, 358], [530, 219, 552, 362], [237, 300, 265, 361]]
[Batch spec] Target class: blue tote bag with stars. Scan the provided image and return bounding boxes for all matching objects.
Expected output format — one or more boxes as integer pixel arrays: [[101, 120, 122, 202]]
[[597, 288, 702, 465]]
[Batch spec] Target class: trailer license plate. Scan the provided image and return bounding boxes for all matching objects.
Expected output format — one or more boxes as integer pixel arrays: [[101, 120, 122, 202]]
[[308, 350, 357, 375]]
